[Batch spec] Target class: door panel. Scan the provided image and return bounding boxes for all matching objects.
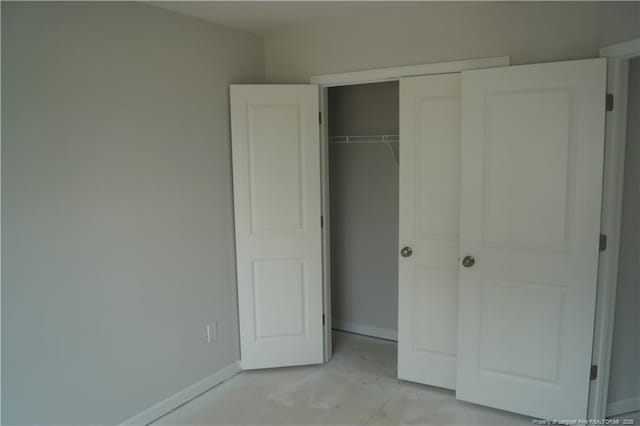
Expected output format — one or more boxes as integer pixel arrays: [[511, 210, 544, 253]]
[[398, 74, 461, 390], [230, 85, 323, 369], [456, 59, 607, 419]]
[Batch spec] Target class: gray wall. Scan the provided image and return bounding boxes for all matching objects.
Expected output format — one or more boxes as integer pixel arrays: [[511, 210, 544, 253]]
[[608, 58, 640, 413], [265, 2, 640, 82], [1, 2, 264, 424], [329, 83, 399, 337]]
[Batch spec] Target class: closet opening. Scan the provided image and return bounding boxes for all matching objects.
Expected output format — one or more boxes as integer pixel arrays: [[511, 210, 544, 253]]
[[325, 81, 400, 369], [607, 56, 640, 421]]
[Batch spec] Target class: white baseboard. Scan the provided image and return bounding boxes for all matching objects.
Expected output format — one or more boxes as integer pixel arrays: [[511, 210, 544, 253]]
[[121, 361, 241, 426], [332, 318, 397, 341], [607, 396, 640, 417]]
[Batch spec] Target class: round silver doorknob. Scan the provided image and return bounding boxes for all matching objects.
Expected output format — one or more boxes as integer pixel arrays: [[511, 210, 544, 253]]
[[462, 256, 475, 268], [400, 246, 413, 258]]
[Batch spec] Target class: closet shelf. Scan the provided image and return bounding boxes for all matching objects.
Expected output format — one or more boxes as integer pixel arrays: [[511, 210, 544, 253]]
[[328, 134, 399, 144]]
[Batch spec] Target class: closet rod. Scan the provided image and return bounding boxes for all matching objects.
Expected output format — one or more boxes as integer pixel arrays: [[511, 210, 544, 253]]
[[328, 134, 399, 144]]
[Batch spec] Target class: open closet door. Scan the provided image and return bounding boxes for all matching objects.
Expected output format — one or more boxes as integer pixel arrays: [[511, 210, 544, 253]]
[[456, 58, 607, 419], [398, 74, 461, 390], [230, 85, 323, 369]]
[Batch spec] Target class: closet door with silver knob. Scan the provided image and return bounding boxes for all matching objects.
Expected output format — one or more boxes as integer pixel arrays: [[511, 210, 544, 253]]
[[397, 73, 461, 390], [456, 58, 606, 420]]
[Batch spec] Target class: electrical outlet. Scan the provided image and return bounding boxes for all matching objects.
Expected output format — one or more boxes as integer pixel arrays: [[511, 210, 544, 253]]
[[206, 322, 217, 343]]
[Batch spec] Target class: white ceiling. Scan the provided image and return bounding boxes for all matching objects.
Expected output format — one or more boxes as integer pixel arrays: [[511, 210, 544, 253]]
[[148, 1, 401, 35]]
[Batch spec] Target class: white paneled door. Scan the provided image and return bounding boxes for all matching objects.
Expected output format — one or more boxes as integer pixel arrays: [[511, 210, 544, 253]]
[[230, 85, 323, 370], [456, 58, 607, 419], [398, 74, 461, 390]]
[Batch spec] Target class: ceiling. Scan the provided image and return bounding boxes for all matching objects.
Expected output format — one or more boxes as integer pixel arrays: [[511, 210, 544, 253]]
[[148, 1, 402, 35]]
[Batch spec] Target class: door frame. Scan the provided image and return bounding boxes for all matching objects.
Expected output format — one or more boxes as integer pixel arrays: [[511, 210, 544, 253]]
[[589, 37, 640, 420], [309, 56, 511, 362]]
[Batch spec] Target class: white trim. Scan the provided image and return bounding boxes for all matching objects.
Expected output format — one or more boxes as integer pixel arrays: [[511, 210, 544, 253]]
[[1, 4, 3, 422], [314, 56, 510, 365], [589, 37, 640, 421], [600, 38, 640, 59], [319, 84, 332, 363], [310, 56, 510, 87], [333, 319, 398, 342], [120, 361, 241, 426], [607, 397, 640, 417]]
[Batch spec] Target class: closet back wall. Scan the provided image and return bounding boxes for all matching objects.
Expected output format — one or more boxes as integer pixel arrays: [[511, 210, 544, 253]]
[[328, 82, 399, 339]]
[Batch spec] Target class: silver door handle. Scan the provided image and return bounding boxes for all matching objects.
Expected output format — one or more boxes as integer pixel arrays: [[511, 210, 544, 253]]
[[400, 246, 413, 257], [462, 256, 475, 268]]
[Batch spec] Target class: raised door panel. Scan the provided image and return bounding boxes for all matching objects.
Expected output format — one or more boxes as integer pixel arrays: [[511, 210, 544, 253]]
[[248, 105, 305, 233], [483, 89, 571, 250]]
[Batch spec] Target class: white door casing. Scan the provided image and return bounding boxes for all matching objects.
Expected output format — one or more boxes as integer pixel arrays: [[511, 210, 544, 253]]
[[397, 74, 461, 390], [456, 58, 607, 419], [230, 85, 324, 370]]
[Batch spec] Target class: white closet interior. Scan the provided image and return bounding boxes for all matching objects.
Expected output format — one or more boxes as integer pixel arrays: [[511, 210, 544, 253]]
[[328, 81, 400, 341]]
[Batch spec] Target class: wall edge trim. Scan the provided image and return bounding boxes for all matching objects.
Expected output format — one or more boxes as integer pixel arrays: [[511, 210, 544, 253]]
[[607, 396, 640, 417], [120, 361, 241, 426], [332, 318, 397, 341]]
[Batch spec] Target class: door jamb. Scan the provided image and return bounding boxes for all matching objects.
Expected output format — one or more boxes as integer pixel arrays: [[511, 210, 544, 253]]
[[589, 37, 640, 420], [310, 56, 511, 362]]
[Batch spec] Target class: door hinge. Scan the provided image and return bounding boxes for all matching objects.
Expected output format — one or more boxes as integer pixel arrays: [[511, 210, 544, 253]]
[[322, 314, 325, 326], [590, 365, 598, 381], [599, 234, 607, 251], [606, 93, 614, 112], [321, 215, 324, 228], [319, 111, 322, 124]]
